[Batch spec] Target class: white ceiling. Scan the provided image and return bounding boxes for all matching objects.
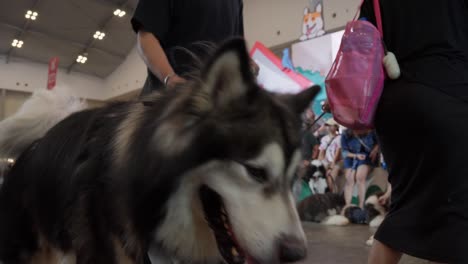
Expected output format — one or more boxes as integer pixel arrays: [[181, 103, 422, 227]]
[[0, 0, 138, 78]]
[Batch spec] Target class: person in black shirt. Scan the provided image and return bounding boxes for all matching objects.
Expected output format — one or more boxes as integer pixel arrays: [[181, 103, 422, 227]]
[[360, 0, 468, 263], [132, 0, 247, 96]]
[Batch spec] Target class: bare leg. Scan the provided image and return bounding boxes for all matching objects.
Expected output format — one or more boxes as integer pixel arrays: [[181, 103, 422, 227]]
[[368, 239, 402, 264], [326, 169, 335, 193], [356, 165, 371, 208], [344, 169, 356, 205]]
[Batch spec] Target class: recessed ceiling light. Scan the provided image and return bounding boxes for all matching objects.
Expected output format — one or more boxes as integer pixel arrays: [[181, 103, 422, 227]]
[[25, 10, 38, 20], [76, 55, 88, 64], [93, 31, 106, 40], [11, 39, 24, 48], [113, 9, 126, 17]]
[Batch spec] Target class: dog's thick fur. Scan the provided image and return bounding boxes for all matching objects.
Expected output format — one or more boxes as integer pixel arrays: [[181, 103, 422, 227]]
[[0, 39, 321, 264], [0, 88, 86, 173]]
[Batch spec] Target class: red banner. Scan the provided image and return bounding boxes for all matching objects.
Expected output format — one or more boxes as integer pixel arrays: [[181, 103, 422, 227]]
[[47, 57, 59, 90]]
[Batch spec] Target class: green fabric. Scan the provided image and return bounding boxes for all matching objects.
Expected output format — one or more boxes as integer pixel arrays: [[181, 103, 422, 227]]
[[299, 180, 313, 201], [366, 185, 383, 199], [351, 185, 384, 205]]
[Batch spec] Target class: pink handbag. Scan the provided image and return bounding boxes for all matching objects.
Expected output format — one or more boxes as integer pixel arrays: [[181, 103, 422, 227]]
[[325, 0, 385, 129]]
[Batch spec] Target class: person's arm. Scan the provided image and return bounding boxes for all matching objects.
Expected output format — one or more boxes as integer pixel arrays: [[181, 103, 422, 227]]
[[369, 144, 380, 162], [318, 137, 328, 160], [136, 31, 185, 88], [369, 131, 380, 161], [239, 0, 245, 37], [379, 183, 392, 205], [333, 146, 342, 164], [341, 134, 363, 160], [132, 0, 185, 88]]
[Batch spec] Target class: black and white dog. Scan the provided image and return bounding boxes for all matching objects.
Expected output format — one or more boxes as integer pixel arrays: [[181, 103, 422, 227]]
[[297, 193, 387, 227], [0, 39, 321, 264], [304, 160, 328, 194]]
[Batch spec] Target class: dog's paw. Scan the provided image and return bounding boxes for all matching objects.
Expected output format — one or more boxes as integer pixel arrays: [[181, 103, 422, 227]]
[[322, 215, 349, 226], [366, 235, 374, 246], [369, 215, 384, 228]]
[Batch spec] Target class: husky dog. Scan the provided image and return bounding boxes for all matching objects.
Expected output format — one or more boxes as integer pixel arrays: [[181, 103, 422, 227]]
[[297, 193, 387, 227], [0, 39, 321, 264]]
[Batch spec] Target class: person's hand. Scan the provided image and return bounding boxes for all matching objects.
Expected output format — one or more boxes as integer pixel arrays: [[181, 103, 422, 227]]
[[166, 74, 186, 89], [369, 148, 379, 162], [357, 154, 366, 160], [321, 100, 331, 113], [378, 194, 390, 205], [250, 59, 260, 77]]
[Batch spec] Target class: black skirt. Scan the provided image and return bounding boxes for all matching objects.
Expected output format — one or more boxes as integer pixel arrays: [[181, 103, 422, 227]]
[[374, 78, 468, 263]]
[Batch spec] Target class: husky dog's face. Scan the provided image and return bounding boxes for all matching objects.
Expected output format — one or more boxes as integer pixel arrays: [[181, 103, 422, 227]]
[[151, 39, 320, 264]]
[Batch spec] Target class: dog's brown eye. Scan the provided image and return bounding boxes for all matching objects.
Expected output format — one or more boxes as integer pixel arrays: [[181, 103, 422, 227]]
[[244, 164, 268, 183]]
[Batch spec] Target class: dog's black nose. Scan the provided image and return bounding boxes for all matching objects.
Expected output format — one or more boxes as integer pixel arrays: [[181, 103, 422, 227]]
[[278, 235, 307, 263]]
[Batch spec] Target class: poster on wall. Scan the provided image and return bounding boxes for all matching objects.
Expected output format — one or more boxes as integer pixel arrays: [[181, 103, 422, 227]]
[[250, 42, 313, 94], [47, 57, 59, 90], [299, 0, 325, 41], [292, 30, 345, 116]]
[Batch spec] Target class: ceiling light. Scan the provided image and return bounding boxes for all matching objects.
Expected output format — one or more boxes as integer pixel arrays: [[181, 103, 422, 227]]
[[76, 55, 88, 64], [93, 31, 106, 40], [25, 10, 38, 20], [113, 9, 126, 17], [11, 39, 24, 48]]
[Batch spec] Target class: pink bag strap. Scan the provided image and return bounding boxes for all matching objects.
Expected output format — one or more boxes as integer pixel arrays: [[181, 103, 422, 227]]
[[353, 0, 384, 36], [373, 0, 384, 36]]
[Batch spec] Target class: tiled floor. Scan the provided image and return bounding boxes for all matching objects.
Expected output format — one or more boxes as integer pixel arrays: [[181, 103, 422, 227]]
[[299, 222, 431, 264]]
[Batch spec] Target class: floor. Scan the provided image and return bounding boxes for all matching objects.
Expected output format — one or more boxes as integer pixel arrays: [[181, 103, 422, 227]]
[[299, 222, 431, 264]]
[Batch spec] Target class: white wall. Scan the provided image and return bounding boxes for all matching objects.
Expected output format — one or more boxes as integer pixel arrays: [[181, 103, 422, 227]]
[[244, 0, 359, 48], [104, 47, 146, 99], [0, 89, 104, 120], [244, 0, 309, 48], [0, 56, 106, 100], [323, 0, 361, 31]]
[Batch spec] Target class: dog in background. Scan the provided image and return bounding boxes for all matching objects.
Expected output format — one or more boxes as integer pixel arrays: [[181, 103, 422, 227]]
[[298, 192, 387, 227], [304, 159, 328, 194], [0, 39, 321, 264]]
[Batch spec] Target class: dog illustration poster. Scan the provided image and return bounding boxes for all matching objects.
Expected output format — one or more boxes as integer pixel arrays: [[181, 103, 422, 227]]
[[299, 0, 325, 41]]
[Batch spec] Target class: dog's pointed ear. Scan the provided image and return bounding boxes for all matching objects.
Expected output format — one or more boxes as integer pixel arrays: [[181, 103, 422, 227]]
[[282, 85, 321, 115], [200, 38, 256, 107]]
